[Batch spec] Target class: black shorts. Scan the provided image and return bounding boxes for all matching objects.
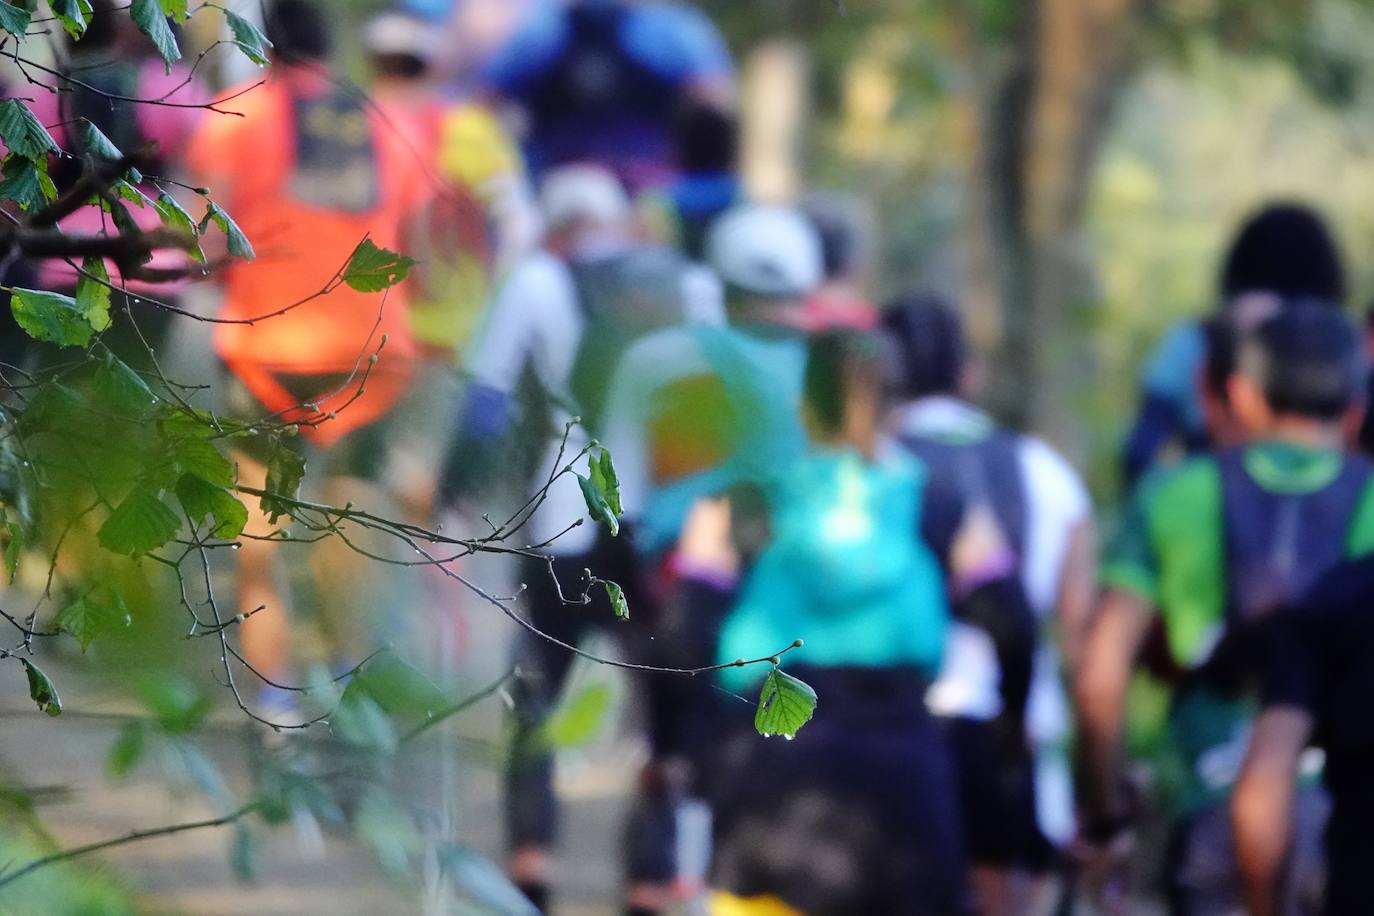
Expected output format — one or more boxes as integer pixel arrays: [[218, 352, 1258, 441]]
[[942, 715, 1056, 872]]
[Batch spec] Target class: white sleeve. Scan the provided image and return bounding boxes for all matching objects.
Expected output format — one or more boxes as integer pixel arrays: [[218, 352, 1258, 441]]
[[465, 253, 583, 397], [1018, 437, 1091, 616]]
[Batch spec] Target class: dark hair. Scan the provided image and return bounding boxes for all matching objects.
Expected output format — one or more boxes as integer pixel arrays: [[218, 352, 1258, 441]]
[[671, 101, 738, 174], [805, 330, 886, 436], [1221, 203, 1346, 304], [1238, 300, 1364, 420], [880, 292, 965, 400], [803, 193, 872, 281], [265, 0, 331, 63]]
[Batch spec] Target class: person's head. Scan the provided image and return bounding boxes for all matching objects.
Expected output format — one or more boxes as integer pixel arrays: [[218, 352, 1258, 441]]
[[265, 0, 332, 65], [1220, 203, 1346, 305], [705, 204, 822, 322], [801, 192, 875, 286], [880, 292, 970, 402], [671, 101, 738, 175], [364, 10, 442, 80], [1228, 300, 1365, 443], [538, 163, 633, 253], [804, 329, 887, 455]]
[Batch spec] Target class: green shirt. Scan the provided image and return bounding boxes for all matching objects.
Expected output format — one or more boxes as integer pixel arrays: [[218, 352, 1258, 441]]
[[1103, 441, 1374, 811]]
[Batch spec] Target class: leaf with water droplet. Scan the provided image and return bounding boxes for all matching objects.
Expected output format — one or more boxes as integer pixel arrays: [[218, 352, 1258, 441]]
[[754, 667, 815, 739]]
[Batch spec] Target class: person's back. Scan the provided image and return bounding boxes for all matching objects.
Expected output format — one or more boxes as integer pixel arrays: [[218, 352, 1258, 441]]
[[484, 0, 734, 189], [709, 330, 963, 915], [187, 1, 425, 445], [1079, 303, 1374, 914]]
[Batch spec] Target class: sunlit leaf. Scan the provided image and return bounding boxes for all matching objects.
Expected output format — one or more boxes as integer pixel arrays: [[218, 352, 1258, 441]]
[[603, 579, 628, 620], [159, 0, 187, 25], [11, 287, 96, 347], [76, 258, 113, 334], [21, 659, 61, 717], [754, 667, 816, 739], [50, 0, 92, 39], [591, 448, 621, 516], [175, 475, 247, 540], [576, 472, 618, 536], [540, 682, 612, 748], [342, 238, 416, 292]]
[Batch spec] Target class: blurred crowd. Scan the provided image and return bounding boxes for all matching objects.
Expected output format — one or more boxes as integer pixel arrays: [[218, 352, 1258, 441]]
[[11, 1, 1374, 915]]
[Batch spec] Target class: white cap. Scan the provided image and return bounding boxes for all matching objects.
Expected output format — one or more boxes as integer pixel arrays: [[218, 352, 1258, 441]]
[[363, 11, 444, 65], [539, 163, 631, 231], [706, 204, 823, 299]]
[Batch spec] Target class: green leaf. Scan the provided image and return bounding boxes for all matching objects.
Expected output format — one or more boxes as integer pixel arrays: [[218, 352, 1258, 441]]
[[754, 667, 817, 739], [137, 672, 211, 733], [130, 0, 181, 67], [603, 579, 628, 620], [440, 845, 541, 916], [50, 0, 92, 39], [591, 448, 621, 516], [107, 721, 146, 777], [225, 8, 272, 66], [230, 822, 256, 882], [341, 238, 416, 292], [260, 441, 304, 524], [76, 258, 113, 334], [0, 154, 57, 211], [97, 487, 180, 556], [93, 351, 155, 417], [576, 472, 619, 536], [0, 3, 30, 39], [153, 191, 204, 263], [21, 659, 61, 717], [175, 475, 247, 540], [329, 690, 396, 751], [342, 651, 448, 720], [55, 585, 132, 652], [355, 790, 421, 877], [114, 179, 153, 209], [0, 99, 57, 160], [11, 287, 96, 347], [540, 682, 612, 749], [167, 435, 234, 487], [159, 0, 187, 25], [200, 200, 254, 260], [76, 119, 141, 183]]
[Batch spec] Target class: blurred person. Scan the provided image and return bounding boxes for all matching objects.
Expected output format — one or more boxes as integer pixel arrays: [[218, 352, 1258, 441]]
[[23, 0, 207, 362], [594, 204, 823, 913], [882, 293, 1095, 915], [640, 100, 742, 260], [437, 162, 720, 914], [482, 0, 735, 190], [1122, 203, 1346, 486], [1233, 555, 1374, 916], [185, 0, 428, 707], [707, 329, 965, 915], [798, 192, 880, 332], [1077, 304, 1373, 915]]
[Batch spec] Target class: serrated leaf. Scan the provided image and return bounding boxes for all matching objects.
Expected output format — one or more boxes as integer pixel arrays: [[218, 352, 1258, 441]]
[[200, 200, 253, 260], [0, 154, 57, 211], [76, 119, 141, 183], [225, 8, 272, 66], [98, 487, 180, 556], [754, 667, 816, 739], [21, 659, 61, 716], [93, 351, 155, 417], [76, 257, 113, 333], [175, 475, 247, 540], [591, 448, 621, 516], [260, 440, 304, 524], [107, 721, 146, 777], [11, 287, 96, 347], [576, 472, 618, 536], [168, 435, 234, 487], [153, 191, 204, 263], [50, 0, 92, 39], [540, 682, 612, 748], [342, 238, 416, 292], [0, 3, 30, 38], [603, 579, 628, 620], [130, 0, 181, 67], [0, 99, 58, 160], [114, 179, 153, 209], [55, 586, 132, 651]]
